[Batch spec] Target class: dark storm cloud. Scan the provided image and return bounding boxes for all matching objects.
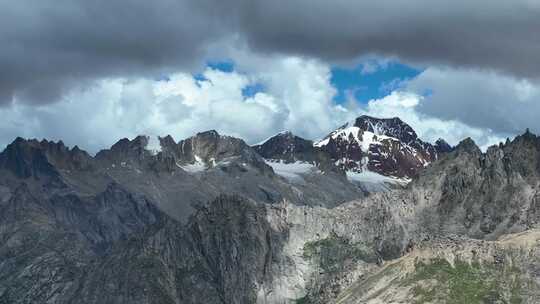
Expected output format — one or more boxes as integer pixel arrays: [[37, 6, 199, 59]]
[[406, 67, 540, 136], [231, 0, 540, 77], [1, 0, 539, 105], [0, 0, 226, 104]]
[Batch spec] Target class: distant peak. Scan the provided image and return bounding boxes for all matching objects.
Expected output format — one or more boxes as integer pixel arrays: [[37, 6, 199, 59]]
[[271, 130, 299, 140], [98, 135, 159, 161], [511, 128, 538, 145], [434, 138, 453, 153], [6, 137, 75, 154], [196, 130, 220, 138], [1, 137, 91, 178], [354, 115, 404, 125], [312, 115, 451, 179], [277, 130, 293, 136], [109, 137, 144, 151], [435, 137, 448, 143], [132, 135, 150, 146], [161, 134, 175, 143], [435, 138, 451, 147], [159, 135, 176, 149], [254, 130, 303, 147], [458, 137, 476, 146], [252, 131, 315, 163], [522, 128, 536, 139], [351, 115, 417, 141], [108, 135, 166, 153], [256, 131, 310, 146], [455, 137, 481, 154]]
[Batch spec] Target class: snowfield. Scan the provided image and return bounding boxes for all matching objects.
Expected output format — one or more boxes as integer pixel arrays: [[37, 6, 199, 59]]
[[265, 160, 317, 181], [314, 125, 399, 152], [177, 155, 206, 172], [346, 170, 410, 192]]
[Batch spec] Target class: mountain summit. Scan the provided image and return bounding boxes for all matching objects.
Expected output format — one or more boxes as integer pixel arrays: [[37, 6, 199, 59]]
[[314, 115, 449, 179]]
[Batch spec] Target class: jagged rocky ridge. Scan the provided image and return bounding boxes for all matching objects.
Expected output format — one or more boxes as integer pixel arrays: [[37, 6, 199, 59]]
[[279, 131, 540, 303], [0, 130, 365, 220], [1, 119, 540, 303]]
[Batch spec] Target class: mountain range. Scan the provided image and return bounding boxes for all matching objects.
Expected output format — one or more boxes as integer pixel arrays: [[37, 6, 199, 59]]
[[1, 115, 539, 303]]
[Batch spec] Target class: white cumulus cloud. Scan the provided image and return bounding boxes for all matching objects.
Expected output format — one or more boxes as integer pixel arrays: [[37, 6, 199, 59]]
[[0, 57, 354, 153], [0, 54, 525, 154], [358, 91, 508, 150], [406, 67, 540, 135]]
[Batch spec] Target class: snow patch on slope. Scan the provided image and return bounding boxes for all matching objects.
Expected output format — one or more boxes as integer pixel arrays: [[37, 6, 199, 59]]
[[347, 170, 410, 191], [177, 155, 206, 173], [145, 135, 162, 155], [266, 160, 317, 181], [346, 170, 409, 184], [314, 125, 399, 151]]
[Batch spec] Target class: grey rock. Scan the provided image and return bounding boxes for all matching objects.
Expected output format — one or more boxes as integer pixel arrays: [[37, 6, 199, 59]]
[[2, 121, 540, 304]]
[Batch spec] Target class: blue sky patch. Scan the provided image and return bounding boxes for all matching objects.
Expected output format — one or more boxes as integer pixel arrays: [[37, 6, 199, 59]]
[[193, 60, 235, 83], [197, 60, 265, 98], [207, 60, 235, 73], [193, 73, 207, 83], [194, 60, 422, 103], [242, 83, 265, 98], [331, 62, 421, 104]]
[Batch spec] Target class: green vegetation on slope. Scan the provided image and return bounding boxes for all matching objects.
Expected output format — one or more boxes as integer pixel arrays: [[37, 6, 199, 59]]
[[302, 233, 376, 273], [406, 258, 523, 304]]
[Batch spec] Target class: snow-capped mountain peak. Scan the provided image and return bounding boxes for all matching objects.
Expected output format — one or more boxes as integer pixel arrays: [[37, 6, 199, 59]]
[[314, 115, 446, 179], [252, 116, 452, 189]]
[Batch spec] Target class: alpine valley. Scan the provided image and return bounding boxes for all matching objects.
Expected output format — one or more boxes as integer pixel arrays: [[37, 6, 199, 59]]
[[1, 115, 540, 304]]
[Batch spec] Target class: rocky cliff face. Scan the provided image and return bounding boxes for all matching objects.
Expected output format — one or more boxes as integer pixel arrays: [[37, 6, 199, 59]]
[[0, 187, 287, 303], [2, 119, 540, 304], [280, 131, 540, 303]]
